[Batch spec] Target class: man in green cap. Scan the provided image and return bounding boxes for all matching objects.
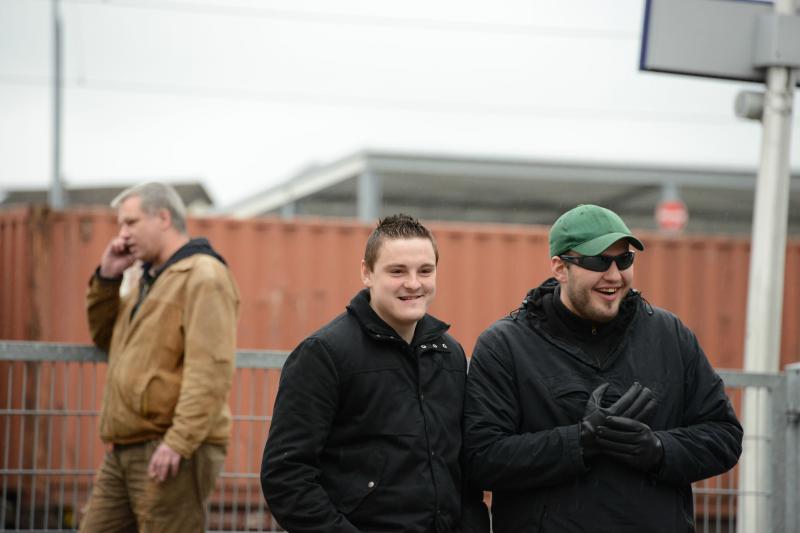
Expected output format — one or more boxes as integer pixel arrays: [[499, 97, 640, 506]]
[[463, 204, 742, 532]]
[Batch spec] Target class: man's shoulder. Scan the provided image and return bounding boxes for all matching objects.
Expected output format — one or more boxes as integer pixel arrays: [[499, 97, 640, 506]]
[[628, 299, 701, 351], [176, 253, 227, 274], [172, 254, 237, 292], [286, 312, 373, 373], [633, 300, 685, 330], [305, 311, 360, 350], [478, 314, 528, 341], [440, 330, 463, 350]]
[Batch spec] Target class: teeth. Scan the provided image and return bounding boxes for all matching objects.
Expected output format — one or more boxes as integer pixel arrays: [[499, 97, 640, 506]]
[[598, 288, 617, 294]]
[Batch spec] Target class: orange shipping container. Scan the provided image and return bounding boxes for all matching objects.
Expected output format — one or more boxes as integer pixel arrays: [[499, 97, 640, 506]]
[[2, 206, 799, 367]]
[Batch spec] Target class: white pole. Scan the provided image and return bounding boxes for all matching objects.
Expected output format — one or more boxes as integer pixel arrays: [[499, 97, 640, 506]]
[[49, 0, 65, 210], [739, 0, 797, 530]]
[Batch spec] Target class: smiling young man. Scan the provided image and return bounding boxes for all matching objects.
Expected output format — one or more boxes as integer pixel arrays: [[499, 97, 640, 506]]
[[463, 204, 742, 533], [261, 214, 488, 533]]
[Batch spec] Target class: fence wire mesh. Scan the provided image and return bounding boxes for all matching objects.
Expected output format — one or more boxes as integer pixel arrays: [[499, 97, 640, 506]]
[[1, 343, 796, 532], [1, 347, 285, 532]]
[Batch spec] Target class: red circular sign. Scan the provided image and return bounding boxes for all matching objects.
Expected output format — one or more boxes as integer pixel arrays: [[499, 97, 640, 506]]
[[655, 200, 688, 233]]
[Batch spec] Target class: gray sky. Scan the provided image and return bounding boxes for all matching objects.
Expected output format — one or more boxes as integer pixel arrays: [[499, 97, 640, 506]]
[[1, 0, 798, 207]]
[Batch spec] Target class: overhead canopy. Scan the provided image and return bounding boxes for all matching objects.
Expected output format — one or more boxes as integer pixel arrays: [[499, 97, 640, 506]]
[[223, 150, 800, 234]]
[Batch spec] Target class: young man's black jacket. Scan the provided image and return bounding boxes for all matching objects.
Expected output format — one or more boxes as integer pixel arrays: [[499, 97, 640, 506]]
[[463, 279, 743, 533], [261, 289, 489, 533]]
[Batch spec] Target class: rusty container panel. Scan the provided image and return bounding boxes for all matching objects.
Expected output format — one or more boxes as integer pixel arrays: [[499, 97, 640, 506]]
[[0, 208, 35, 340], [2, 207, 800, 365], [428, 223, 553, 354], [197, 217, 373, 351]]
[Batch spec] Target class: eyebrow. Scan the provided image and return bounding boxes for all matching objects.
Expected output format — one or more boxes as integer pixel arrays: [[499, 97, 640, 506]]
[[383, 262, 435, 269]]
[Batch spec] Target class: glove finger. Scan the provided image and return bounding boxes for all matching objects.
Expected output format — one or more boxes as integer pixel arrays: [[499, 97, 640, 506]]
[[589, 382, 610, 406], [603, 415, 646, 432], [594, 427, 639, 446], [595, 435, 639, 453], [621, 387, 656, 420], [632, 398, 657, 423], [608, 382, 642, 415]]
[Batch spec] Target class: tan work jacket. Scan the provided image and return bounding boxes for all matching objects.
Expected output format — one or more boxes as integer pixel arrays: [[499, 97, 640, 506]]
[[86, 254, 239, 458]]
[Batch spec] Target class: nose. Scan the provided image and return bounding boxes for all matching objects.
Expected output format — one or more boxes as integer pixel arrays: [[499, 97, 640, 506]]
[[404, 274, 422, 290], [602, 261, 623, 280]]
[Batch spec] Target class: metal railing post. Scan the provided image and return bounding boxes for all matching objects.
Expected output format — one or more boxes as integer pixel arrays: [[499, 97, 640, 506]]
[[786, 363, 800, 533], [770, 375, 787, 533]]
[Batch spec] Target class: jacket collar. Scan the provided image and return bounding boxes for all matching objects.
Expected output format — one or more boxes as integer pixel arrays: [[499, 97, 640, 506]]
[[346, 288, 450, 345], [142, 237, 226, 285], [520, 277, 640, 342]]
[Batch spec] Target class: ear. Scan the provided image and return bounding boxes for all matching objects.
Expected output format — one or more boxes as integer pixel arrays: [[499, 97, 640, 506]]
[[157, 208, 172, 230], [360, 259, 373, 287], [551, 255, 569, 284]]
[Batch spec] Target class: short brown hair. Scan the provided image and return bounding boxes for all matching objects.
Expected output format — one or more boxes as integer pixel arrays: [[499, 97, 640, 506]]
[[363, 214, 438, 271]]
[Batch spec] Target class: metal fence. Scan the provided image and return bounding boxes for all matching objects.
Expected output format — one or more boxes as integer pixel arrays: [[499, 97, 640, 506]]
[[1, 341, 799, 533], [1, 342, 285, 532]]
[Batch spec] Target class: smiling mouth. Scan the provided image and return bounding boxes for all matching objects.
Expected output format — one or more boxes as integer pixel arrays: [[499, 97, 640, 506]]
[[596, 288, 619, 295], [399, 295, 423, 301]]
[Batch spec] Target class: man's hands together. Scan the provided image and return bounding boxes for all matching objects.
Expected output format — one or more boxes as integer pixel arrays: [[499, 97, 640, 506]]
[[596, 416, 663, 473], [580, 382, 659, 468]]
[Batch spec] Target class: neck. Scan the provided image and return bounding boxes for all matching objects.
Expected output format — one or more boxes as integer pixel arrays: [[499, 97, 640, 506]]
[[152, 233, 190, 269], [396, 324, 416, 345], [369, 305, 417, 344]]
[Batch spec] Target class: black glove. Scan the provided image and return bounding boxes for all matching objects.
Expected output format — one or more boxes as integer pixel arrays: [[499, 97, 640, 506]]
[[595, 415, 664, 472], [617, 384, 657, 423], [580, 382, 657, 460]]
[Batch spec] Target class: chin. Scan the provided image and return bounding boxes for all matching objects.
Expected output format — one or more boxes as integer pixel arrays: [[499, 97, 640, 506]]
[[593, 309, 620, 323], [404, 309, 427, 321], [397, 309, 426, 324]]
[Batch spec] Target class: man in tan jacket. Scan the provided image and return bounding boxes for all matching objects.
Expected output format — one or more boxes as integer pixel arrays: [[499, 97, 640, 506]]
[[81, 182, 239, 532]]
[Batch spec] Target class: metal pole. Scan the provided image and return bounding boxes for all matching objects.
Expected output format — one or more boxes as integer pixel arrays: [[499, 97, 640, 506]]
[[49, 0, 66, 210], [739, 0, 797, 530], [357, 169, 381, 223], [786, 363, 800, 533]]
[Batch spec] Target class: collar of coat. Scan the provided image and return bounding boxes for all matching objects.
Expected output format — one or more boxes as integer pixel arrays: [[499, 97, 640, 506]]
[[346, 288, 450, 346], [141, 237, 226, 285], [518, 277, 641, 337]]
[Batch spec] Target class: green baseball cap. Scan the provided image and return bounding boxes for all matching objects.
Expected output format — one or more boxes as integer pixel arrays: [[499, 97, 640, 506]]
[[549, 204, 644, 257]]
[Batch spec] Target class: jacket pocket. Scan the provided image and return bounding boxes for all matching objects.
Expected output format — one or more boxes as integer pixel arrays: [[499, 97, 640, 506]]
[[325, 446, 387, 515], [136, 371, 181, 425], [547, 378, 589, 421]]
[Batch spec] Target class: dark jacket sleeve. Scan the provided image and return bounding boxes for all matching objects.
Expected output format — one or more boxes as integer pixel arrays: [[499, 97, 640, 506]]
[[260, 338, 361, 533], [463, 331, 588, 492], [460, 480, 490, 533], [459, 351, 490, 533], [655, 324, 743, 485]]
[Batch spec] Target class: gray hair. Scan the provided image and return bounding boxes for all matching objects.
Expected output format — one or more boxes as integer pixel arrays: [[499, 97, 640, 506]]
[[111, 182, 187, 233]]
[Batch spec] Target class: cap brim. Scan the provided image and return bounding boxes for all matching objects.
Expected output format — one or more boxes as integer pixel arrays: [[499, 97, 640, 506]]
[[571, 233, 645, 256]]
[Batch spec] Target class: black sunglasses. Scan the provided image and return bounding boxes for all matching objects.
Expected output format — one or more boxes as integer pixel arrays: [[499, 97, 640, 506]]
[[559, 251, 635, 272]]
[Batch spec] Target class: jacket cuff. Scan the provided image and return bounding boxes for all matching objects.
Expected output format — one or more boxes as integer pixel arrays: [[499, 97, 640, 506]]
[[163, 431, 196, 460], [91, 266, 123, 285], [558, 423, 590, 474], [650, 430, 678, 483]]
